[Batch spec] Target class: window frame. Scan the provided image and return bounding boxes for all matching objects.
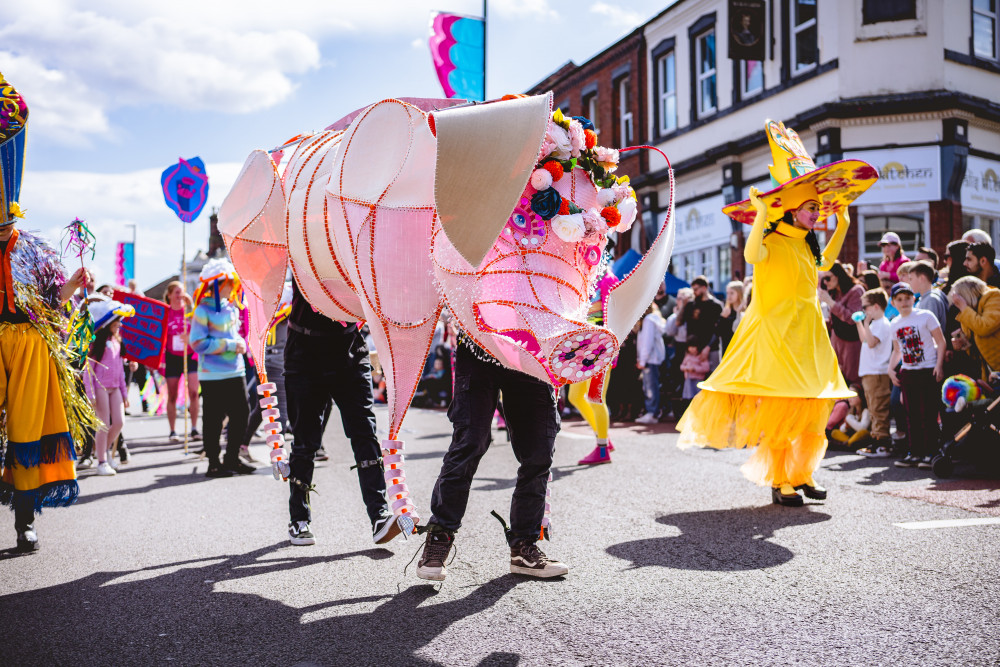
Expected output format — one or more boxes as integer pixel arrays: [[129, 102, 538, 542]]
[[791, 0, 818, 76], [973, 0, 1000, 61], [580, 81, 599, 136], [651, 37, 677, 139], [695, 29, 718, 118], [740, 59, 765, 99], [616, 73, 633, 147], [687, 12, 717, 124]]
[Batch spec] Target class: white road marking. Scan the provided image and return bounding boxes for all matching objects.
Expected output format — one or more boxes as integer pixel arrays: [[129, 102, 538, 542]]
[[894, 517, 1000, 530]]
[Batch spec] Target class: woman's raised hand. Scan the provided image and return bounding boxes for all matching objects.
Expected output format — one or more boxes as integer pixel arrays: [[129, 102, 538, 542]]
[[748, 187, 766, 213]]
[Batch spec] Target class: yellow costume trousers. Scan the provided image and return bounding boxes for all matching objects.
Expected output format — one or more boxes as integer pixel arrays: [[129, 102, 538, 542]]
[[568, 376, 610, 440], [0, 323, 79, 510]]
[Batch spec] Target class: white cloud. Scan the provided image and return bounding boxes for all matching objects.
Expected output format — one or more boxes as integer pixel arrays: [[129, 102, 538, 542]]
[[412, 38, 426, 50], [588, 2, 644, 28], [20, 162, 244, 289]]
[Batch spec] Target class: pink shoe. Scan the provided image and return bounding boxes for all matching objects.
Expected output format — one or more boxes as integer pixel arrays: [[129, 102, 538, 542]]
[[495, 415, 507, 429], [606, 440, 615, 452], [578, 445, 611, 465]]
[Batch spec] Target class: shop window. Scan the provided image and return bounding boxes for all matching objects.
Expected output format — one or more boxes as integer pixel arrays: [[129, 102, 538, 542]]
[[862, 214, 925, 260], [974, 0, 999, 60], [718, 244, 732, 285], [791, 0, 818, 75], [655, 48, 677, 135], [695, 29, 718, 117], [862, 0, 916, 24]]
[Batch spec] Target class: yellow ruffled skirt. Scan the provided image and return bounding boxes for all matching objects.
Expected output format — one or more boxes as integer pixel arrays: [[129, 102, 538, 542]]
[[677, 390, 834, 487]]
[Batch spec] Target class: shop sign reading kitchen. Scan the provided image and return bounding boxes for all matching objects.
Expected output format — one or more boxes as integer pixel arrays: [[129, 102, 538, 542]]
[[961, 156, 1000, 211], [844, 147, 941, 205], [672, 194, 729, 253]]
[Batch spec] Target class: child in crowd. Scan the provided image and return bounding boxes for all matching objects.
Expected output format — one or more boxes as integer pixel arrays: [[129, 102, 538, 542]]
[[189, 259, 254, 478], [679, 342, 711, 401], [826, 389, 869, 449], [636, 302, 667, 424], [855, 288, 894, 457], [888, 282, 946, 469], [83, 297, 135, 476]]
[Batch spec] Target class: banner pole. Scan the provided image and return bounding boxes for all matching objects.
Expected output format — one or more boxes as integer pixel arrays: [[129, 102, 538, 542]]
[[182, 223, 189, 455]]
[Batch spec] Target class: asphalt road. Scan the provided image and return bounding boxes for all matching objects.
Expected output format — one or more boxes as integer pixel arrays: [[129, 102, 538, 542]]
[[2, 403, 998, 666]]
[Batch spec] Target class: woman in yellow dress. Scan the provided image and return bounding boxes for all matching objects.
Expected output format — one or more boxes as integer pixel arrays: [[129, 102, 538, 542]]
[[677, 120, 878, 506]]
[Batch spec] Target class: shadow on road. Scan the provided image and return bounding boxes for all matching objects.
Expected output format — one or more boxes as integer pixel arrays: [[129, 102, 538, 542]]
[[0, 541, 523, 665], [472, 464, 591, 492], [606, 506, 832, 571]]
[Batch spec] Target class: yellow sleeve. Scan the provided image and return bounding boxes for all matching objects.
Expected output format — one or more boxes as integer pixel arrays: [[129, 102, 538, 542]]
[[819, 210, 850, 271], [743, 207, 770, 265]]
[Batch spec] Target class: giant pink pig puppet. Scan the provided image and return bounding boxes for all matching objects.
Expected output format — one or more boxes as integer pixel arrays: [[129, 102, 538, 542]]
[[218, 93, 676, 529]]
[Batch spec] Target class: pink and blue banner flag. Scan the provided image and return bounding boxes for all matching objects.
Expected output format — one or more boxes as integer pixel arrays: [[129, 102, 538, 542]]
[[115, 241, 134, 285], [429, 12, 484, 101]]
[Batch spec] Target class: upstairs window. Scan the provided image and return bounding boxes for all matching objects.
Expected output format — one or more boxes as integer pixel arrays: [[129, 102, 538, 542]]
[[974, 0, 999, 60], [792, 0, 818, 74], [695, 29, 717, 117], [741, 59, 764, 98], [656, 50, 677, 135], [862, 0, 917, 24], [583, 91, 599, 135], [617, 75, 633, 146]]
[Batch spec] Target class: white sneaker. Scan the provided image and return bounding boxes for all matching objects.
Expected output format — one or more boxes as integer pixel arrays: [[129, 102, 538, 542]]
[[109, 458, 120, 471], [288, 521, 316, 546], [635, 413, 658, 424], [96, 462, 117, 476], [77, 457, 94, 470]]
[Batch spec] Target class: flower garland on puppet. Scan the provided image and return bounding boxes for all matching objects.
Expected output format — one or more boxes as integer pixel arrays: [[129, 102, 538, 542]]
[[528, 109, 638, 245]]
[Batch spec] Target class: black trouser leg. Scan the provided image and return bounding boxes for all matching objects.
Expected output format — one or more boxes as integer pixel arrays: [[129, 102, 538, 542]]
[[201, 377, 248, 464], [501, 367, 558, 544], [13, 494, 35, 533], [429, 347, 499, 533], [331, 358, 387, 524]]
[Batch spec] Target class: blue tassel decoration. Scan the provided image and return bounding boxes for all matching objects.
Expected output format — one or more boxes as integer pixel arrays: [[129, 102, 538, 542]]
[[1, 479, 80, 513], [7, 432, 76, 468]]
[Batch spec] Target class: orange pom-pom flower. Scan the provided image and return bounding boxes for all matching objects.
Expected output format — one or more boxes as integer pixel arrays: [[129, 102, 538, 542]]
[[542, 160, 564, 181], [601, 206, 621, 227], [584, 129, 597, 149], [558, 199, 570, 216]]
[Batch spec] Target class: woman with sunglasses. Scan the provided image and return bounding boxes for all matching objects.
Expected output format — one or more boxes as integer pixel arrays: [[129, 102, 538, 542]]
[[818, 262, 865, 386]]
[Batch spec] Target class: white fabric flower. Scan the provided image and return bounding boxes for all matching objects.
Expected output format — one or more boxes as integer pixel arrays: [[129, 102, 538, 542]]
[[530, 168, 553, 191], [567, 120, 586, 157], [551, 213, 586, 242], [616, 197, 638, 233], [583, 208, 608, 236], [597, 188, 617, 207], [545, 122, 573, 160]]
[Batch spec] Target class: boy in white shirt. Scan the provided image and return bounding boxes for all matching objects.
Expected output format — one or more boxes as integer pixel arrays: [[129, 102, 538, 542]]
[[855, 288, 893, 457], [887, 283, 946, 469]]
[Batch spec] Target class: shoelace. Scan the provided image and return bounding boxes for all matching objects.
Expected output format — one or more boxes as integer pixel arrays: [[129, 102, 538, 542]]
[[403, 533, 457, 577], [516, 542, 550, 565]]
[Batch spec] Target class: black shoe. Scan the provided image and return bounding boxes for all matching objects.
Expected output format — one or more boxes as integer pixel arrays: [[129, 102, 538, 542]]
[[189, 429, 202, 441], [509, 539, 569, 578], [917, 456, 934, 470], [373, 515, 403, 545], [795, 482, 827, 500], [314, 447, 329, 462], [894, 455, 921, 468], [288, 520, 316, 546], [224, 459, 255, 475], [118, 442, 130, 464], [206, 462, 233, 478], [416, 528, 454, 581], [771, 486, 804, 507], [16, 527, 39, 552]]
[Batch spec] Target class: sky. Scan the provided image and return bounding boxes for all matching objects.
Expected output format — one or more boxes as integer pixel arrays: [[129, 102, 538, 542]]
[[2, 0, 675, 290]]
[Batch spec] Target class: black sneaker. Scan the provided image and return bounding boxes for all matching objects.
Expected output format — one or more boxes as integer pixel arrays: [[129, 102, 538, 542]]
[[509, 539, 568, 578], [894, 455, 921, 468], [314, 447, 329, 462], [206, 462, 234, 478], [373, 515, 404, 545], [416, 529, 454, 581], [16, 527, 39, 552], [189, 429, 202, 441], [224, 459, 255, 475], [118, 441, 130, 464], [917, 456, 934, 469], [288, 521, 316, 546]]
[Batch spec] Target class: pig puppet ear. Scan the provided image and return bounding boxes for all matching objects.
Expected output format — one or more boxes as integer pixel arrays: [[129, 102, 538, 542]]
[[430, 92, 552, 269]]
